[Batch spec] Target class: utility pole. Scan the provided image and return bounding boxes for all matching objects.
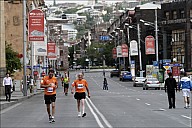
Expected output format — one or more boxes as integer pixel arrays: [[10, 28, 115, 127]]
[[23, 0, 27, 96], [155, 9, 159, 64]]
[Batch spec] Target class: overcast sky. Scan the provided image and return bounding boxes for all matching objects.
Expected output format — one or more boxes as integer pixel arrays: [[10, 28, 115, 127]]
[[44, 0, 124, 5]]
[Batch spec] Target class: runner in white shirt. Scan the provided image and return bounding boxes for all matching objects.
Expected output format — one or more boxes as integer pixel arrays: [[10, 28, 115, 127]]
[[3, 73, 13, 102]]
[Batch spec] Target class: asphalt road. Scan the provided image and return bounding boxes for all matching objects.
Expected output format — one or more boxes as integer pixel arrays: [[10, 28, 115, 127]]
[[1, 71, 191, 128]]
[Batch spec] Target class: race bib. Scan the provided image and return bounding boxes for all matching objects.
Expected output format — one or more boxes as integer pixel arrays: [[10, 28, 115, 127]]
[[77, 84, 83, 89], [47, 87, 53, 92]]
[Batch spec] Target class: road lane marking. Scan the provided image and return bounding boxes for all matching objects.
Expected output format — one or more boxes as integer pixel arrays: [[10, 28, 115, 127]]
[[85, 99, 104, 128], [0, 103, 22, 114], [159, 108, 166, 111], [145, 103, 151, 106], [136, 98, 140, 101], [181, 115, 192, 120], [87, 97, 113, 128]]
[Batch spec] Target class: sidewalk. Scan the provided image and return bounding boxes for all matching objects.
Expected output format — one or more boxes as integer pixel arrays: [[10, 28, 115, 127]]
[[0, 89, 43, 111]]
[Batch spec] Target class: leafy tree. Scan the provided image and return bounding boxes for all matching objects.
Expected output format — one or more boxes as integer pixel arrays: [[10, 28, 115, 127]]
[[5, 43, 22, 74]]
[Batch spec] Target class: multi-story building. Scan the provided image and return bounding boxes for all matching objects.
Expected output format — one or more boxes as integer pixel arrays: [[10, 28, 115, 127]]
[[161, 0, 192, 72], [0, 0, 44, 95]]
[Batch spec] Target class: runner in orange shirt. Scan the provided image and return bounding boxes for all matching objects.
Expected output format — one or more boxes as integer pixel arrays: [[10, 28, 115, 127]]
[[71, 73, 90, 117], [41, 69, 58, 123]]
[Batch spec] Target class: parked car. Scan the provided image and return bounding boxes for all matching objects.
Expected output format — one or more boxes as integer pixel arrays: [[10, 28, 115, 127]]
[[143, 77, 160, 90], [133, 77, 146, 87], [119, 71, 132, 81], [110, 70, 120, 77]]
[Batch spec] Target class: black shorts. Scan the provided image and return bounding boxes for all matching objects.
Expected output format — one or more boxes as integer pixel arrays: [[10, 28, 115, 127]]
[[44, 94, 56, 104], [64, 83, 69, 88], [74, 92, 86, 100]]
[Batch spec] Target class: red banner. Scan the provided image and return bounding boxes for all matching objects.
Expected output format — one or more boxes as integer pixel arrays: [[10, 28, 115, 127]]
[[121, 44, 128, 57], [28, 9, 44, 41], [47, 42, 56, 59], [112, 47, 117, 59], [145, 35, 155, 55]]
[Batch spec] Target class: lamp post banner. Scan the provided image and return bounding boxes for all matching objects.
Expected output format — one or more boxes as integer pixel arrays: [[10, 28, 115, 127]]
[[47, 42, 56, 60], [121, 44, 128, 57], [116, 46, 122, 57], [130, 40, 138, 56], [28, 9, 44, 41], [145, 35, 155, 55], [112, 47, 117, 59]]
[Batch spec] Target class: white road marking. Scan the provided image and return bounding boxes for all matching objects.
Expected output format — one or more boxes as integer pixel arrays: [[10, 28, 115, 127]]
[[159, 108, 166, 111], [87, 97, 113, 128], [136, 98, 140, 101], [145, 103, 151, 106], [181, 115, 192, 120], [85, 99, 104, 128], [0, 103, 22, 114]]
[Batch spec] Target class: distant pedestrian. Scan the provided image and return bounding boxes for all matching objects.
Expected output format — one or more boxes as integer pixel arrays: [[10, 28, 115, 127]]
[[3, 73, 13, 102], [164, 72, 177, 109], [41, 69, 58, 123], [63, 72, 70, 96], [71, 73, 90, 117], [103, 69, 105, 77], [178, 72, 192, 109], [103, 77, 108, 90]]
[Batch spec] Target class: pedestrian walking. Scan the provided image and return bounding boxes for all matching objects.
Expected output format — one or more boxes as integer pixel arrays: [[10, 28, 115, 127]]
[[41, 69, 58, 123], [103, 69, 105, 77], [164, 72, 177, 109], [103, 77, 108, 90], [71, 73, 90, 117], [63, 72, 70, 96], [178, 72, 192, 109], [3, 73, 13, 102]]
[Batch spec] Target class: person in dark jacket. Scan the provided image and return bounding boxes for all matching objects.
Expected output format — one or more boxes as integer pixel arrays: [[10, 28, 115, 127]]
[[103, 77, 108, 90], [164, 72, 177, 109]]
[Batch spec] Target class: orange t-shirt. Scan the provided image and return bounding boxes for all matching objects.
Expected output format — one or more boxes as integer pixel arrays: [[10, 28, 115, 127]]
[[41, 76, 58, 95], [72, 79, 88, 93]]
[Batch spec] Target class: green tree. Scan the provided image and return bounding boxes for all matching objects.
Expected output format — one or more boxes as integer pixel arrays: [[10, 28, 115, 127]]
[[5, 43, 22, 74]]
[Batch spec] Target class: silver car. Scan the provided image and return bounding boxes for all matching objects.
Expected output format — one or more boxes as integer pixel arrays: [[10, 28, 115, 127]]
[[133, 77, 146, 87], [143, 78, 160, 90]]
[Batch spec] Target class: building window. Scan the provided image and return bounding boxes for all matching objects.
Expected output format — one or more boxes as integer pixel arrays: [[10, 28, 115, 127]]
[[165, 12, 169, 20], [171, 30, 185, 64], [173, 11, 177, 19], [180, 10, 185, 18]]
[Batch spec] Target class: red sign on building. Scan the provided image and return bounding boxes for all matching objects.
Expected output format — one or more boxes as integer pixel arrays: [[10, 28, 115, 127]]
[[172, 66, 180, 76], [145, 35, 155, 55], [47, 42, 56, 59], [28, 9, 44, 41]]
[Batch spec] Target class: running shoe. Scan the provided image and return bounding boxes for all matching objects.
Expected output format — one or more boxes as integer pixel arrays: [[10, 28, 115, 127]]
[[78, 112, 81, 117], [52, 116, 55, 122], [82, 113, 86, 117], [49, 115, 52, 123]]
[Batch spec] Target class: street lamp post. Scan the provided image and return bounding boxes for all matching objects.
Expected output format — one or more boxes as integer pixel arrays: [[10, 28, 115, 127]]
[[23, 0, 27, 96], [125, 23, 131, 70], [137, 23, 142, 72], [155, 9, 159, 63]]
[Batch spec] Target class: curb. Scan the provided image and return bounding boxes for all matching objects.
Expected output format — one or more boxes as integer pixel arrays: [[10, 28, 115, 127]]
[[0, 91, 43, 111]]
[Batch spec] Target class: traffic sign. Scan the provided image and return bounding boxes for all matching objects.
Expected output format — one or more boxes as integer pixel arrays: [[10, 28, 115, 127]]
[[163, 66, 170, 70], [100, 36, 109, 41]]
